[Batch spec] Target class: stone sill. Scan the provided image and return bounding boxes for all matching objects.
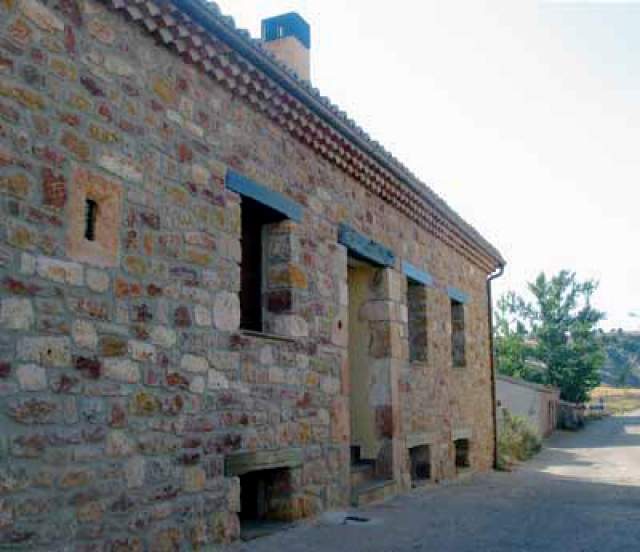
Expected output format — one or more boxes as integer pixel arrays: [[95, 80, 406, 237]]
[[239, 330, 298, 343]]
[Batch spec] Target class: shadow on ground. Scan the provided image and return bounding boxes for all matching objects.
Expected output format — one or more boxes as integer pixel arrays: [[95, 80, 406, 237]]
[[546, 415, 640, 449], [223, 415, 640, 552]]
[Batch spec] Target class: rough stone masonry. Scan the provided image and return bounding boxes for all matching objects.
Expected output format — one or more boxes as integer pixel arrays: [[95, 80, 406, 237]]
[[0, 0, 504, 549]]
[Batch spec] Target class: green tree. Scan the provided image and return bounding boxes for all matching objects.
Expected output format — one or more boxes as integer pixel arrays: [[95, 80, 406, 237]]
[[495, 271, 605, 403], [494, 293, 539, 381]]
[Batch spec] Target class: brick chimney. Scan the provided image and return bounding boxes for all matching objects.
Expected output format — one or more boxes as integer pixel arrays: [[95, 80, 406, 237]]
[[261, 13, 311, 82]]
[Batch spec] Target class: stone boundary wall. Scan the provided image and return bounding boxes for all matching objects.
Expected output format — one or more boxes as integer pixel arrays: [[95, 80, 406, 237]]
[[496, 375, 560, 438]]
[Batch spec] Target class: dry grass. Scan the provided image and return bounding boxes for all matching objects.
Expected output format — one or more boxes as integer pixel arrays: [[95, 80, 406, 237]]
[[497, 412, 542, 471], [590, 386, 640, 415]]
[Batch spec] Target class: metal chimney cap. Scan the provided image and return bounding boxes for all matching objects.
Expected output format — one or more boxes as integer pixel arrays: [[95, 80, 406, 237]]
[[262, 12, 311, 49]]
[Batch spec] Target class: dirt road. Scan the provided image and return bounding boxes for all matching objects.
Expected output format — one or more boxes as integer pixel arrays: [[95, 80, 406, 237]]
[[227, 413, 640, 552]]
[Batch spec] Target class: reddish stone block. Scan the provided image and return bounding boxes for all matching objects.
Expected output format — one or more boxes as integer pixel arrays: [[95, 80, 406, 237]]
[[177, 143, 193, 163], [80, 75, 105, 97], [75, 356, 102, 379], [147, 283, 163, 297], [375, 405, 394, 439], [162, 395, 184, 416], [0, 55, 14, 74], [3, 276, 39, 295], [42, 168, 67, 208], [58, 112, 80, 127], [29, 49, 46, 65], [8, 19, 33, 48], [0, 362, 10, 378], [52, 373, 80, 393], [109, 401, 127, 428], [97, 103, 112, 123], [64, 25, 75, 54], [267, 290, 293, 313], [33, 145, 65, 167], [114, 278, 130, 298], [60, 130, 90, 161], [174, 306, 191, 328], [166, 373, 189, 389]]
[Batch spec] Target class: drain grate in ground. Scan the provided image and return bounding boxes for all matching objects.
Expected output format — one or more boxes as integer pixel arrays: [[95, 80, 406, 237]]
[[343, 516, 371, 525], [320, 511, 381, 527]]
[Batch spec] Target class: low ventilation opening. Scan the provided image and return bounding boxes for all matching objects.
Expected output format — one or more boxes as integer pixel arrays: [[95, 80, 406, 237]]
[[409, 445, 431, 485], [239, 468, 294, 541], [454, 439, 470, 470]]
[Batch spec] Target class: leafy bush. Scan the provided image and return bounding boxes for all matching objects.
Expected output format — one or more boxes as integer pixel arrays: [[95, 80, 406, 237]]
[[497, 411, 542, 470]]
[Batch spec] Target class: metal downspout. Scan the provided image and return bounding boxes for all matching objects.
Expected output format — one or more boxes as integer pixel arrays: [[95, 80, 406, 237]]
[[487, 264, 505, 470]]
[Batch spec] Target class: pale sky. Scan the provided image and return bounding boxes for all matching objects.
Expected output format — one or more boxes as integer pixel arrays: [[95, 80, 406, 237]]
[[214, 0, 640, 331]]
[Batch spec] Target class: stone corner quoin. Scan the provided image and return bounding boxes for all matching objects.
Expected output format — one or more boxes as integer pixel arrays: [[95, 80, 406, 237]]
[[0, 0, 503, 548]]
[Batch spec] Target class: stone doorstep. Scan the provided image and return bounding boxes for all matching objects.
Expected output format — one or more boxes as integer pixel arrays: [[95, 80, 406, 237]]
[[351, 479, 397, 508]]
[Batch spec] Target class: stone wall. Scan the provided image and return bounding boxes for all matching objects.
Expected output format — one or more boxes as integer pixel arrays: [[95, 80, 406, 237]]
[[0, 0, 498, 548], [496, 375, 560, 438]]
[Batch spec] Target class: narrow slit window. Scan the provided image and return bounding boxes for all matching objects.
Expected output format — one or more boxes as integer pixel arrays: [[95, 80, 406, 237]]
[[451, 299, 466, 367], [84, 199, 98, 242]]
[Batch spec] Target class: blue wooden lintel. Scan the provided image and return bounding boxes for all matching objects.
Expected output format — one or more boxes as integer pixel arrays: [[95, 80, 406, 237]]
[[338, 224, 396, 267], [225, 170, 303, 223], [447, 286, 470, 304], [402, 261, 434, 287]]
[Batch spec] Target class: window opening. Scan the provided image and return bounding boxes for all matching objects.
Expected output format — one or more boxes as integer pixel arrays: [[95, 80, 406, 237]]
[[407, 281, 428, 362], [84, 199, 98, 242], [451, 299, 466, 367], [454, 439, 470, 469], [240, 197, 285, 332], [409, 445, 431, 485]]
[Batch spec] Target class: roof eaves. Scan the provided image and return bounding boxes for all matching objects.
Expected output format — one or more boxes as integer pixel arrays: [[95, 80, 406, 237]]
[[168, 0, 505, 266]]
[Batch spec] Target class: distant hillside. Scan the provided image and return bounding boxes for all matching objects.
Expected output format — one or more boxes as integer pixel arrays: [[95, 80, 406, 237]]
[[602, 331, 640, 387]]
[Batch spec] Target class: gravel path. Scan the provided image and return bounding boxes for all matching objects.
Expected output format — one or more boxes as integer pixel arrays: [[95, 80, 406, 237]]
[[225, 413, 640, 552]]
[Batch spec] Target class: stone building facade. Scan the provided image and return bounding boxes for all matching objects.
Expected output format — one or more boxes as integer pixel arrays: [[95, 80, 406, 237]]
[[0, 0, 505, 548]]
